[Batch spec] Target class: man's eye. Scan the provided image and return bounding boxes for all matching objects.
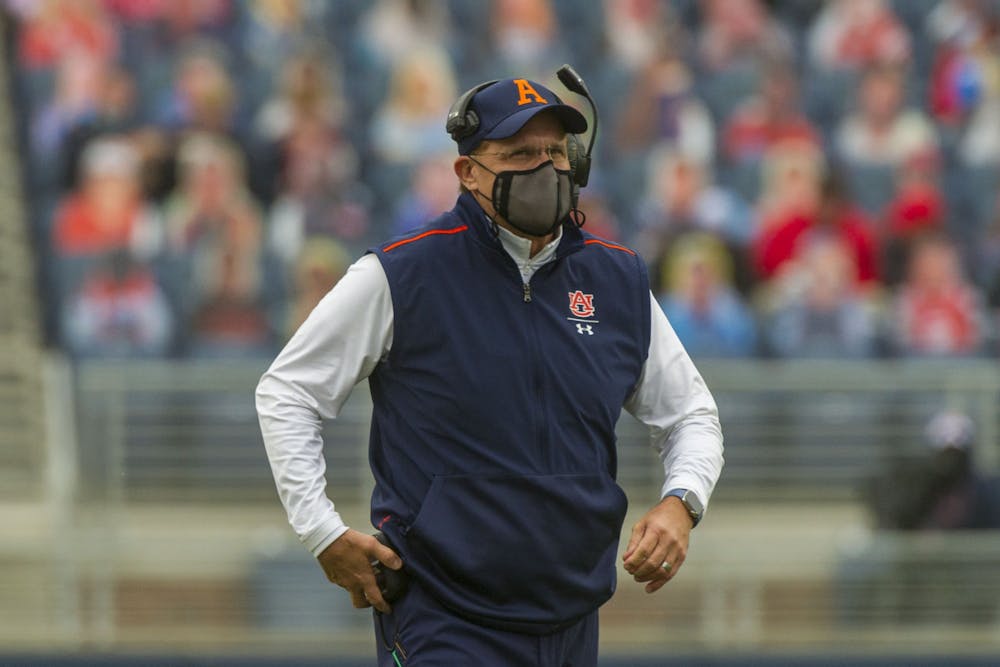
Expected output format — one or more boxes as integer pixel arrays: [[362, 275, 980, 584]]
[[509, 149, 531, 161], [549, 147, 567, 158]]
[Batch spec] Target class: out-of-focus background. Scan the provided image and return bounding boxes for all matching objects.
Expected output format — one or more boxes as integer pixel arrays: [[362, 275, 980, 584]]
[[3, 0, 1000, 664]]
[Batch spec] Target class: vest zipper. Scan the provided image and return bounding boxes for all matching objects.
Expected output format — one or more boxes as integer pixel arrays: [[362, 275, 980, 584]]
[[523, 282, 532, 303]]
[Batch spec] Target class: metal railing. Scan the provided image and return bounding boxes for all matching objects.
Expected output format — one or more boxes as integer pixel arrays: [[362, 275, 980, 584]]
[[70, 358, 1000, 506], [3, 358, 1000, 656]]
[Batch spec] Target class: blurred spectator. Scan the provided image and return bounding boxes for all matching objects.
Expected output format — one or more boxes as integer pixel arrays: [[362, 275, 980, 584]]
[[14, 0, 118, 71], [268, 116, 372, 266], [616, 50, 715, 164], [753, 148, 880, 286], [390, 151, 458, 236], [881, 149, 946, 285], [761, 235, 880, 358], [284, 237, 351, 340], [251, 47, 353, 203], [155, 0, 234, 38], [154, 41, 239, 135], [890, 233, 985, 357], [51, 135, 161, 259], [367, 44, 457, 220], [59, 64, 140, 190], [104, 0, 237, 57], [369, 44, 457, 166], [755, 139, 825, 224], [867, 409, 1000, 530], [488, 0, 569, 81], [658, 232, 757, 358], [602, 0, 677, 73], [695, 0, 795, 122], [252, 48, 347, 147], [697, 0, 794, 74], [722, 58, 821, 167], [61, 249, 174, 358], [102, 0, 238, 118], [636, 144, 754, 294], [137, 40, 248, 202], [611, 40, 716, 221], [31, 53, 109, 166], [357, 0, 453, 67], [926, 0, 993, 124], [162, 133, 271, 355], [803, 0, 913, 134], [926, 0, 1000, 167], [351, 0, 455, 126], [836, 64, 939, 169], [187, 249, 275, 357], [808, 0, 912, 73], [241, 0, 330, 105]]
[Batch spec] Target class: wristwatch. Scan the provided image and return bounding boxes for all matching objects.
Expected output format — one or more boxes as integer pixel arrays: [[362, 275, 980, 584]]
[[665, 488, 704, 527]]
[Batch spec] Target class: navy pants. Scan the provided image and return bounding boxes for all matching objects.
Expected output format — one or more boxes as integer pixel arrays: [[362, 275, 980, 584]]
[[373, 579, 599, 666]]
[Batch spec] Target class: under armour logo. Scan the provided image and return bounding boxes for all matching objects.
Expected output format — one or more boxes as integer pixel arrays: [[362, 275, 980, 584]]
[[576, 323, 594, 335]]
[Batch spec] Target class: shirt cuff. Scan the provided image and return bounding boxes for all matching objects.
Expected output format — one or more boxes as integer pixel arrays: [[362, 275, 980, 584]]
[[660, 478, 708, 509], [303, 514, 349, 557]]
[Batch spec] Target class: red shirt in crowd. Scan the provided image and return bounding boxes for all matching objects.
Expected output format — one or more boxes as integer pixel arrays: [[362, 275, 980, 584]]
[[753, 205, 880, 284], [724, 108, 820, 164], [53, 193, 144, 255], [896, 284, 981, 355], [885, 182, 945, 238]]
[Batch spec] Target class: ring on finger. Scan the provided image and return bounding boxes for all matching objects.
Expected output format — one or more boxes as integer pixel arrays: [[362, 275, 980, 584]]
[[661, 561, 672, 571]]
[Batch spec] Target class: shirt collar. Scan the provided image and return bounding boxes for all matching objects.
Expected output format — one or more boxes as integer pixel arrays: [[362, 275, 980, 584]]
[[494, 219, 563, 267]]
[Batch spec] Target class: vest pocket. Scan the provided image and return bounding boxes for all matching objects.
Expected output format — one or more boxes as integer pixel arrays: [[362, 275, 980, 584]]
[[403, 472, 628, 629]]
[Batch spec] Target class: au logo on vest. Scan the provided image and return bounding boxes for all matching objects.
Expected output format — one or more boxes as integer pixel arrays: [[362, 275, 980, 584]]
[[567, 290, 598, 335], [568, 290, 595, 318]]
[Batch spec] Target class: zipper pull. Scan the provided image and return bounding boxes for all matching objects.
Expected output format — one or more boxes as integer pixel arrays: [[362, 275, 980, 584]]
[[522, 282, 532, 303]]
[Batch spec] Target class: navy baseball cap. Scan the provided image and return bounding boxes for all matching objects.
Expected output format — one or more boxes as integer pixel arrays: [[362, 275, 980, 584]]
[[454, 78, 588, 155]]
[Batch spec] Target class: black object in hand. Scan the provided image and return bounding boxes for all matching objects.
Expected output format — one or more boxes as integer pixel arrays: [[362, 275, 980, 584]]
[[372, 531, 409, 603]]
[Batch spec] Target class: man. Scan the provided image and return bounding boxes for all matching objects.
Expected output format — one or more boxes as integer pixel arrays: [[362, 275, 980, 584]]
[[256, 75, 724, 666]]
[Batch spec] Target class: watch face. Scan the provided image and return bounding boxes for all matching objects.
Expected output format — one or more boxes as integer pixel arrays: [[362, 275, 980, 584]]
[[682, 490, 704, 517]]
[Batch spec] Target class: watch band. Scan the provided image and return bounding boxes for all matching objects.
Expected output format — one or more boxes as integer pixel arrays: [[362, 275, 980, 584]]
[[665, 488, 704, 527]]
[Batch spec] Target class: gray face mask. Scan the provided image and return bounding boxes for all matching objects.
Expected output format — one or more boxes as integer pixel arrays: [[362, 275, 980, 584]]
[[471, 159, 573, 237]]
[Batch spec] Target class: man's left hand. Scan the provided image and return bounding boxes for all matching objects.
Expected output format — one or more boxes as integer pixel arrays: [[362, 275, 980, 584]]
[[622, 495, 693, 593]]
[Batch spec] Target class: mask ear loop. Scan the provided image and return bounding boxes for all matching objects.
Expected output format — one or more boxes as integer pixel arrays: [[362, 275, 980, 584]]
[[468, 188, 501, 237], [467, 155, 503, 238], [569, 206, 586, 228]]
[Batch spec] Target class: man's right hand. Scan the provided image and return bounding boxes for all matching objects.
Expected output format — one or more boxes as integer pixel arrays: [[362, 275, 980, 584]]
[[317, 529, 403, 613]]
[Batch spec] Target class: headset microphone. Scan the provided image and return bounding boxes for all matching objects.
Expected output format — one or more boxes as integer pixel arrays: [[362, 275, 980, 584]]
[[556, 64, 598, 191]]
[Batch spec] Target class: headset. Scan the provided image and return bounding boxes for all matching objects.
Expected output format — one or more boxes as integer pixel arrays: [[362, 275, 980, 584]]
[[446, 65, 599, 211], [445, 79, 499, 143]]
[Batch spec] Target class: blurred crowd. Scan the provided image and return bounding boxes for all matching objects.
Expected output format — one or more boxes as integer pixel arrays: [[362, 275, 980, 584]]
[[7, 0, 1000, 359]]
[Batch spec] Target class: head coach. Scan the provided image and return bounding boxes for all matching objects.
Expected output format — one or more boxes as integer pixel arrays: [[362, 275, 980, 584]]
[[256, 67, 724, 666]]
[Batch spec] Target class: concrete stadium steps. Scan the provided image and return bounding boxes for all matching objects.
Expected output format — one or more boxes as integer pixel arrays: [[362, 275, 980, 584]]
[[0, 15, 47, 501]]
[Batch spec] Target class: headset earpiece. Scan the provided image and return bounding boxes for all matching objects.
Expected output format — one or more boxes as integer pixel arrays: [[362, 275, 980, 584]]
[[446, 80, 499, 142], [566, 133, 588, 227], [566, 133, 584, 209]]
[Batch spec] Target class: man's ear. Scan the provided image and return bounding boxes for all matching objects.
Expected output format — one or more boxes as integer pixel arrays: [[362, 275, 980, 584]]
[[454, 156, 479, 192]]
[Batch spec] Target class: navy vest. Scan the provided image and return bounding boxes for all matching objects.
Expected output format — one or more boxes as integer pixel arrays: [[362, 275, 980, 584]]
[[368, 193, 650, 634]]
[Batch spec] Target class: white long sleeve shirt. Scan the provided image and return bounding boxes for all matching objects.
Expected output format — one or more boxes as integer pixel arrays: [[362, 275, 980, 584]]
[[256, 225, 724, 556]]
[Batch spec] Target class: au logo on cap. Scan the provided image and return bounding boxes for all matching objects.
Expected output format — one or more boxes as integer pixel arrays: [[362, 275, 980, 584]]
[[514, 79, 548, 106]]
